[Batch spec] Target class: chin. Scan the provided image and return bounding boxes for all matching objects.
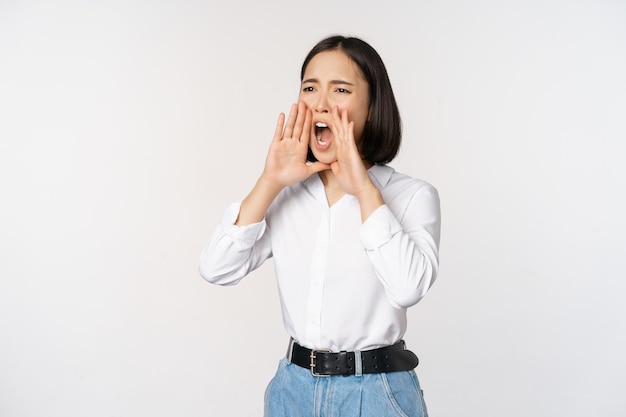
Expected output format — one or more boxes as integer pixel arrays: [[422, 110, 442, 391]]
[[308, 146, 335, 165], [311, 152, 336, 165]]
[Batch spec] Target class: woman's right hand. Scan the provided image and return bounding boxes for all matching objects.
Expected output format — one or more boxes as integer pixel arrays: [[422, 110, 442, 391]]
[[261, 102, 330, 189], [235, 102, 329, 226]]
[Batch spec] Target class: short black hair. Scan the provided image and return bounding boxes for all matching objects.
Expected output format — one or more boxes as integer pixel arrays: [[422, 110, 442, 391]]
[[301, 35, 402, 165]]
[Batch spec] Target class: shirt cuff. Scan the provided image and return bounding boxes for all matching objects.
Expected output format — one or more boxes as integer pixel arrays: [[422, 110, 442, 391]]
[[359, 205, 403, 250], [221, 201, 267, 251]]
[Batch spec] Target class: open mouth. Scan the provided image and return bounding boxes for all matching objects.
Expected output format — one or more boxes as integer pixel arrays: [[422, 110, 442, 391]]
[[315, 122, 330, 145]]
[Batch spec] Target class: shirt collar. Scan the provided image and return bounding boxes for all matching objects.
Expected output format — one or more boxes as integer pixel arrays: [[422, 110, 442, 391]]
[[368, 164, 394, 188]]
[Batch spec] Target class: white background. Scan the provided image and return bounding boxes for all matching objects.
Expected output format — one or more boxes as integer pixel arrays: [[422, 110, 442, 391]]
[[1, 0, 625, 416]]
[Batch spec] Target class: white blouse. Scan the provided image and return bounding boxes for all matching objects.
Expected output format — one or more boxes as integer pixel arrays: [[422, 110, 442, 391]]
[[199, 164, 441, 352]]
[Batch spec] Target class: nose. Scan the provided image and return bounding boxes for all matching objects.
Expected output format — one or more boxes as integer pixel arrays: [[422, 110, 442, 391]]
[[314, 91, 330, 113]]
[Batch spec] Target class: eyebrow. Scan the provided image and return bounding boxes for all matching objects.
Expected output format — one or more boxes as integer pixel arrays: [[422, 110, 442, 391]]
[[301, 78, 355, 86]]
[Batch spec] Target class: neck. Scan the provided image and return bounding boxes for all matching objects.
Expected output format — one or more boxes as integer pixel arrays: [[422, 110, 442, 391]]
[[318, 169, 337, 188], [318, 169, 343, 207]]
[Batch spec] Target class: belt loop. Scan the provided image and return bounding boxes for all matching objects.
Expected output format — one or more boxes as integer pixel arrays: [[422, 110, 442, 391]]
[[354, 350, 363, 377], [287, 339, 295, 363]]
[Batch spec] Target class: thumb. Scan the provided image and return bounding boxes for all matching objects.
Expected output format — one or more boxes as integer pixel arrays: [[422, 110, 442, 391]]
[[307, 161, 331, 176]]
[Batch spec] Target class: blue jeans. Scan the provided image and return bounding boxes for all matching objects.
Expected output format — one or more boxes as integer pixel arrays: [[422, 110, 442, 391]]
[[264, 358, 429, 417]]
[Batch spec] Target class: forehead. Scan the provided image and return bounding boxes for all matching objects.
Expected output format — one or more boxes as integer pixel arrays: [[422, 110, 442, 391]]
[[302, 50, 366, 82]]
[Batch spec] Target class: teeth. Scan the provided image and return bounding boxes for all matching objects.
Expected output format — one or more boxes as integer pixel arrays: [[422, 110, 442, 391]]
[[315, 122, 328, 144]]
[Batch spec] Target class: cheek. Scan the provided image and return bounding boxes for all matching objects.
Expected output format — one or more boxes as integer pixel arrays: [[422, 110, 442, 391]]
[[299, 95, 314, 110]]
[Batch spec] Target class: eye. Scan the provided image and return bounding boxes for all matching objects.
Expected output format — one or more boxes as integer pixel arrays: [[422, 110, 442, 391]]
[[302, 86, 315, 92], [335, 88, 351, 94]]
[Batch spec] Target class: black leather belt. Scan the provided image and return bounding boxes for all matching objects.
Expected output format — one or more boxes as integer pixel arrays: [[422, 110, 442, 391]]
[[288, 340, 419, 377]]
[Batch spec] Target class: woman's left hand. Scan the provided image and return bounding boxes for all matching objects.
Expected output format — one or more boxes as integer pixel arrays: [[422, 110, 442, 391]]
[[329, 107, 384, 220], [329, 106, 374, 196]]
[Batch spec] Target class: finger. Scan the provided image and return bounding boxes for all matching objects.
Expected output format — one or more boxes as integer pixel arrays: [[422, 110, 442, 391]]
[[299, 107, 312, 143], [291, 102, 306, 140], [339, 108, 357, 148], [306, 161, 331, 176], [343, 120, 358, 157], [273, 112, 286, 142], [331, 106, 348, 144], [341, 108, 350, 129], [347, 121, 355, 146], [282, 103, 298, 139], [329, 106, 340, 140]]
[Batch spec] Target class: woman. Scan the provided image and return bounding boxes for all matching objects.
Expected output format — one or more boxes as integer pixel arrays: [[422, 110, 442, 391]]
[[199, 35, 440, 417]]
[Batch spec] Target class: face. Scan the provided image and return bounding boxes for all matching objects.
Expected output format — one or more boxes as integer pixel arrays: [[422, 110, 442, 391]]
[[299, 49, 370, 164]]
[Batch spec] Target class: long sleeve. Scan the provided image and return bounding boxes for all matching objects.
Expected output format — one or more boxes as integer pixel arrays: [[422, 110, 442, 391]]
[[198, 201, 273, 286], [198, 166, 441, 351], [359, 184, 440, 309]]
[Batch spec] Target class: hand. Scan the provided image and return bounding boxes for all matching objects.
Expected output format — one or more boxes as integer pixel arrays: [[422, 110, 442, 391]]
[[329, 106, 384, 220], [328, 106, 375, 196], [261, 102, 330, 189]]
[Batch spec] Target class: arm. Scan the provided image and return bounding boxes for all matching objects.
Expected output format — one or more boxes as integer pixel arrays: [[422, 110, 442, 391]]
[[199, 201, 273, 285], [325, 107, 440, 307], [237, 102, 330, 225], [199, 102, 329, 284], [327, 107, 384, 221], [359, 184, 441, 309], [199, 202, 271, 285]]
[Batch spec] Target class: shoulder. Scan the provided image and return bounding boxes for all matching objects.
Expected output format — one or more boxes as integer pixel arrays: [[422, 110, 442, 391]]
[[370, 164, 438, 198], [370, 165, 439, 222]]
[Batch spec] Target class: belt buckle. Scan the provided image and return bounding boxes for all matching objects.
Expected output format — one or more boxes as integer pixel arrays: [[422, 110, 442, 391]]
[[309, 349, 332, 377]]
